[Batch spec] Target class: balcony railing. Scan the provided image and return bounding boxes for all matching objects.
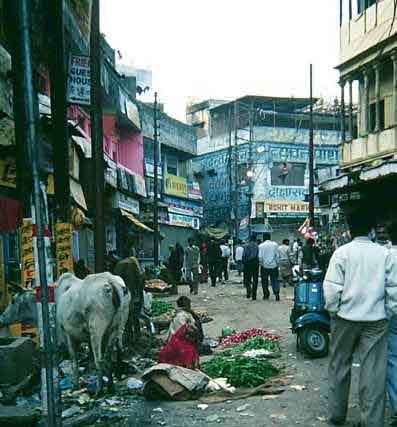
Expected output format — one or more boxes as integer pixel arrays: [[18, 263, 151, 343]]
[[340, 0, 397, 66], [341, 127, 397, 167]]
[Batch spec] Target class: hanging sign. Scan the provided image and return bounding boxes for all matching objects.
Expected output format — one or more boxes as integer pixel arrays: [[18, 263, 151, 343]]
[[67, 55, 91, 105], [55, 223, 74, 276], [20, 219, 35, 288]]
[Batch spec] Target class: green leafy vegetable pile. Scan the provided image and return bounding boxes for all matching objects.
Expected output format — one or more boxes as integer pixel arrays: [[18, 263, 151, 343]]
[[202, 355, 279, 388], [151, 299, 174, 317], [221, 336, 280, 356]]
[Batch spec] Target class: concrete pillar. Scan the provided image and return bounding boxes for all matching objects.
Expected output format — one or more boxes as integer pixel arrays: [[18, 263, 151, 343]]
[[348, 78, 354, 140], [340, 78, 346, 143], [392, 52, 397, 127], [373, 62, 381, 132], [363, 68, 370, 135]]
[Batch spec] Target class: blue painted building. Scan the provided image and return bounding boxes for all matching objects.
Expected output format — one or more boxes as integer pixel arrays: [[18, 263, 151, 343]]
[[188, 96, 341, 241]]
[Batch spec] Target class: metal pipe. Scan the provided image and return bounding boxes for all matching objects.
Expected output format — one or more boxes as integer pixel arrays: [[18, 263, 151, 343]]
[[15, 0, 58, 424], [91, 0, 106, 272]]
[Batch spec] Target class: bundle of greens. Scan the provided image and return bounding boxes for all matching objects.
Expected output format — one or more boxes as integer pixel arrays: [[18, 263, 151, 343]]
[[221, 336, 280, 356], [202, 355, 279, 388], [151, 299, 174, 317]]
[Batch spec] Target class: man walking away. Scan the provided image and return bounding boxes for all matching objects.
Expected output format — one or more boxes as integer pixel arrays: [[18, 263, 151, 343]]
[[220, 241, 231, 282], [278, 239, 293, 288], [386, 222, 397, 425], [235, 240, 244, 277], [242, 234, 259, 299], [299, 237, 319, 271], [324, 211, 397, 427], [185, 238, 200, 295], [207, 238, 222, 287], [258, 233, 280, 301]]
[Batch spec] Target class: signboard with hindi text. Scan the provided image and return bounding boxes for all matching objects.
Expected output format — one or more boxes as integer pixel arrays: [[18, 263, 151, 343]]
[[55, 223, 74, 276], [20, 219, 35, 288]]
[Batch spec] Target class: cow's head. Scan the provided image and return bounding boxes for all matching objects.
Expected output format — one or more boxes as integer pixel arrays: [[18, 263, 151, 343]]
[[0, 289, 37, 328]]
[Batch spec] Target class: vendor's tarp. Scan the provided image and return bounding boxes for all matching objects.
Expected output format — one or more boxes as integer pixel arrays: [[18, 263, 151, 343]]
[[200, 226, 228, 240]]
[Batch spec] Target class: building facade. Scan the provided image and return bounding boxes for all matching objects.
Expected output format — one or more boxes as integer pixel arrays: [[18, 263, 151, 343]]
[[320, 0, 397, 230], [190, 96, 341, 242]]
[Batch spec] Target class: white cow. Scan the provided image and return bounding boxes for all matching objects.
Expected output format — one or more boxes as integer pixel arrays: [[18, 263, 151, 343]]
[[56, 272, 131, 393]]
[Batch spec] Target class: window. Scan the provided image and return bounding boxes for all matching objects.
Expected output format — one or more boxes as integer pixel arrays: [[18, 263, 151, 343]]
[[357, 0, 377, 14], [369, 100, 385, 133], [167, 156, 178, 175], [271, 162, 305, 187], [179, 160, 188, 178]]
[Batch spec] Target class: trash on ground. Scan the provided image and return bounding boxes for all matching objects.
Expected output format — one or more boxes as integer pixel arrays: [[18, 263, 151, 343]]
[[197, 404, 209, 410], [236, 403, 250, 412], [127, 377, 144, 391], [290, 385, 306, 391]]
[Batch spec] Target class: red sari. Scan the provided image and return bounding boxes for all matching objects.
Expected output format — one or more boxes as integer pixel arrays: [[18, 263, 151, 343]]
[[159, 324, 200, 369]]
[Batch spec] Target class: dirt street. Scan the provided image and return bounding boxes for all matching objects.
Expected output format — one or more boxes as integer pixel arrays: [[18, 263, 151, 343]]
[[109, 272, 369, 427]]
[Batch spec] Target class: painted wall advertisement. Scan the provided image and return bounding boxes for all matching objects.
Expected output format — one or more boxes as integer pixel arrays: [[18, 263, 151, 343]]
[[67, 55, 91, 105], [55, 223, 74, 276], [165, 174, 188, 198]]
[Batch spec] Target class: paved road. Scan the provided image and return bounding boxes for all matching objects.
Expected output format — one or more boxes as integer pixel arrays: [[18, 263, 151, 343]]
[[105, 272, 376, 427]]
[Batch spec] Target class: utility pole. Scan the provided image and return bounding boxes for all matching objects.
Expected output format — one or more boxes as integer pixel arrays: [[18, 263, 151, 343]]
[[233, 101, 239, 242], [247, 101, 254, 237], [227, 106, 233, 236], [153, 92, 160, 266], [48, 0, 70, 224], [11, 1, 59, 425], [309, 64, 315, 227], [91, 0, 106, 272]]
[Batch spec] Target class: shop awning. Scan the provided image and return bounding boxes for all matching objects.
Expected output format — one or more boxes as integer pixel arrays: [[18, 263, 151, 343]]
[[120, 209, 153, 233], [70, 178, 87, 210], [72, 135, 92, 158]]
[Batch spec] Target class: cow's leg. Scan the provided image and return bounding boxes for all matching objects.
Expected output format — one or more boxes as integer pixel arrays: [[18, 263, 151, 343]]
[[89, 328, 105, 395], [66, 335, 80, 390]]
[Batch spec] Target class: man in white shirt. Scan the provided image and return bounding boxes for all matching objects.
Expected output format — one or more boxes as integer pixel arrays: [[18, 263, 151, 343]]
[[324, 211, 397, 427], [258, 233, 280, 301], [219, 241, 231, 282], [386, 222, 397, 424], [235, 240, 244, 277]]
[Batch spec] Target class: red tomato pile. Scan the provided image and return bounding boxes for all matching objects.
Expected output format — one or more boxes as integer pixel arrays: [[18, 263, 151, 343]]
[[220, 328, 280, 348]]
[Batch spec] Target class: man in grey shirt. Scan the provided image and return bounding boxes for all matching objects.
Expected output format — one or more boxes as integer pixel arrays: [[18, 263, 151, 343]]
[[324, 210, 397, 426]]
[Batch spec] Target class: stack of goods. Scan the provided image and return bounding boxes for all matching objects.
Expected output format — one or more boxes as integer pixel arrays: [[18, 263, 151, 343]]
[[151, 299, 175, 330], [201, 328, 281, 389], [144, 279, 172, 294], [195, 310, 213, 324]]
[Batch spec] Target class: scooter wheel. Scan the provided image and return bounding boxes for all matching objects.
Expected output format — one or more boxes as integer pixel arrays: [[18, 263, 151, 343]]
[[300, 326, 329, 358]]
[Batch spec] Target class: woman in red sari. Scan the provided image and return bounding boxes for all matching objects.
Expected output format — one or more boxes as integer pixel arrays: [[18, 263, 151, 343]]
[[159, 296, 200, 369]]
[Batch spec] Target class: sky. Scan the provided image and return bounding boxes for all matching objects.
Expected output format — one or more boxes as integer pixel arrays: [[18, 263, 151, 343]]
[[100, 0, 340, 122]]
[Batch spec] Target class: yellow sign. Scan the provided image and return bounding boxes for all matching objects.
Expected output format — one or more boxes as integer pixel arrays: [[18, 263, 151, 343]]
[[56, 223, 74, 277], [165, 174, 188, 198], [20, 219, 35, 288]]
